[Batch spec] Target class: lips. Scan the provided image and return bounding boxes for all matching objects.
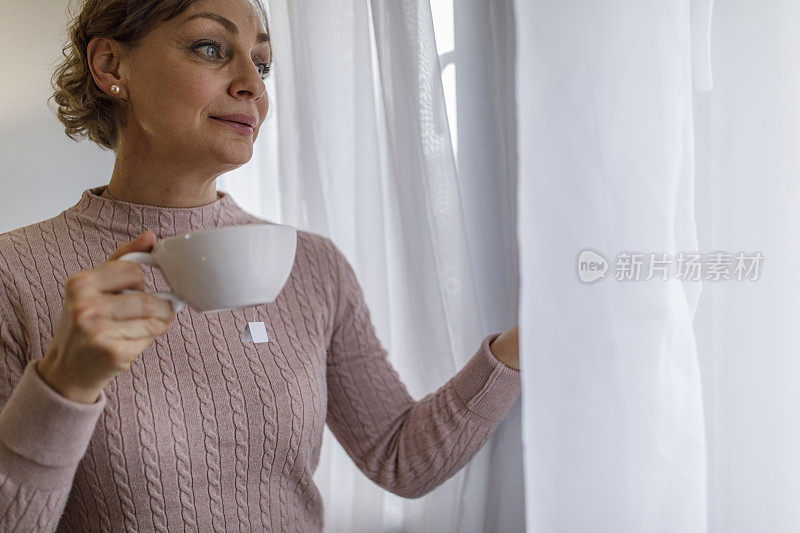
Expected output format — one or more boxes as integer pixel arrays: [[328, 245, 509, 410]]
[[216, 119, 250, 127], [210, 117, 254, 135], [209, 114, 257, 128]]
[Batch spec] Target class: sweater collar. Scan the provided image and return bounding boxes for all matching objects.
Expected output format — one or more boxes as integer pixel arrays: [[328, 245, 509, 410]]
[[69, 185, 259, 240]]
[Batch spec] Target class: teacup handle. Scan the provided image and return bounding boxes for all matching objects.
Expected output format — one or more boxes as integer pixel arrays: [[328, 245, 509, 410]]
[[117, 252, 186, 314]]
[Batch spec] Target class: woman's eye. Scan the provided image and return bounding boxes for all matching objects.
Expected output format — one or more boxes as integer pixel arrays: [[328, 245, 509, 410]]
[[194, 42, 223, 59], [257, 63, 272, 79], [194, 41, 271, 79]]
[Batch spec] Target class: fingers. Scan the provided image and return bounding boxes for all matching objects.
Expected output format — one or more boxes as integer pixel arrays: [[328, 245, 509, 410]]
[[67, 261, 147, 296], [94, 316, 172, 342], [90, 293, 176, 323], [65, 231, 161, 299]]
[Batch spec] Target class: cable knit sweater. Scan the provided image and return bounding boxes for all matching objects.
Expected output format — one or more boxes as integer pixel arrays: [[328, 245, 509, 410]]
[[0, 186, 521, 532]]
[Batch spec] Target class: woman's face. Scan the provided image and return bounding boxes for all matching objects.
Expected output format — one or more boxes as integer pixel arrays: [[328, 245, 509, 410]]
[[119, 0, 270, 170]]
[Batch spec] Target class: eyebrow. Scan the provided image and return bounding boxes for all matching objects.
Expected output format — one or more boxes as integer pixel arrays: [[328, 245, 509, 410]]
[[182, 12, 270, 44]]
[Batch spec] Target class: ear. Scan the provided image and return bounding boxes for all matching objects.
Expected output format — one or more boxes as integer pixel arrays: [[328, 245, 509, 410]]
[[87, 36, 126, 98]]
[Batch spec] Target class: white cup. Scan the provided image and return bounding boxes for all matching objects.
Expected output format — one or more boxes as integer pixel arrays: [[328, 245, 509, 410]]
[[117, 223, 297, 314]]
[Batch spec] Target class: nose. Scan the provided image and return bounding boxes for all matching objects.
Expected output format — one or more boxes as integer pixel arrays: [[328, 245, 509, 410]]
[[229, 56, 267, 102]]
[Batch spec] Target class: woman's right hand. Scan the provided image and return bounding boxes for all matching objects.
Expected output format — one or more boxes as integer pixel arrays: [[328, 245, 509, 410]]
[[37, 230, 177, 404]]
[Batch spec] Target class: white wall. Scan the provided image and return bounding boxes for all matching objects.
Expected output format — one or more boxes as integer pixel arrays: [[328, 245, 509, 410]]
[[0, 0, 116, 234]]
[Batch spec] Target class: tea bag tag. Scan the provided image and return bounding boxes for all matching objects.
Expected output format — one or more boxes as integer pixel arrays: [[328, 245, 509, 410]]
[[242, 321, 269, 343]]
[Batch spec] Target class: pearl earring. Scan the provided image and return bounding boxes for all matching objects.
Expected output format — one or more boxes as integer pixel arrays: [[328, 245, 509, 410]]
[[110, 84, 120, 95]]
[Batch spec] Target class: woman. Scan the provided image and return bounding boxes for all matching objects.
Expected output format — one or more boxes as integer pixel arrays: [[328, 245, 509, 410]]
[[0, 0, 520, 530]]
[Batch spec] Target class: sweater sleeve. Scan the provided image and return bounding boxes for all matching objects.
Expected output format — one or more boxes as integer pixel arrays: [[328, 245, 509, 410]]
[[323, 239, 521, 499], [0, 278, 106, 531]]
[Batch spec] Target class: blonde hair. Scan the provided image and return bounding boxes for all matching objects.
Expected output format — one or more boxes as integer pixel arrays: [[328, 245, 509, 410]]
[[49, 0, 269, 151]]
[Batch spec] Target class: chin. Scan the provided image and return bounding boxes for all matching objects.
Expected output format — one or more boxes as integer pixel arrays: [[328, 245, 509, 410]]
[[217, 145, 254, 166]]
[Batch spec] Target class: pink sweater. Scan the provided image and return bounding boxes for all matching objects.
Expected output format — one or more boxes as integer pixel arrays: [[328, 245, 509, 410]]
[[0, 186, 520, 532]]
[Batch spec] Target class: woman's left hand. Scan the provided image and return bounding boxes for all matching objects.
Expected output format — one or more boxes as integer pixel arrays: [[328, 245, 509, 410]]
[[489, 325, 519, 371]]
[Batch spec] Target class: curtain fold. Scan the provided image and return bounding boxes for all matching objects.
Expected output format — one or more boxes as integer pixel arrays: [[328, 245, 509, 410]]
[[515, 1, 707, 531], [453, 0, 523, 530], [695, 1, 800, 531]]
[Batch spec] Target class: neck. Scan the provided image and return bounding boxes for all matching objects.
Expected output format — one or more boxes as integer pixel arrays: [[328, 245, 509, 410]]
[[106, 133, 230, 208]]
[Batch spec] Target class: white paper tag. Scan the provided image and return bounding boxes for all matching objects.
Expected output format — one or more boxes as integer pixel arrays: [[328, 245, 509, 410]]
[[242, 321, 269, 343]]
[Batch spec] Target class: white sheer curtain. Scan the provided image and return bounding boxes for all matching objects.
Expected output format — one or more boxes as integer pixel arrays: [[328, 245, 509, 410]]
[[452, 0, 523, 530], [516, 0, 709, 531], [222, 0, 523, 530], [517, 0, 800, 532], [695, 1, 800, 531]]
